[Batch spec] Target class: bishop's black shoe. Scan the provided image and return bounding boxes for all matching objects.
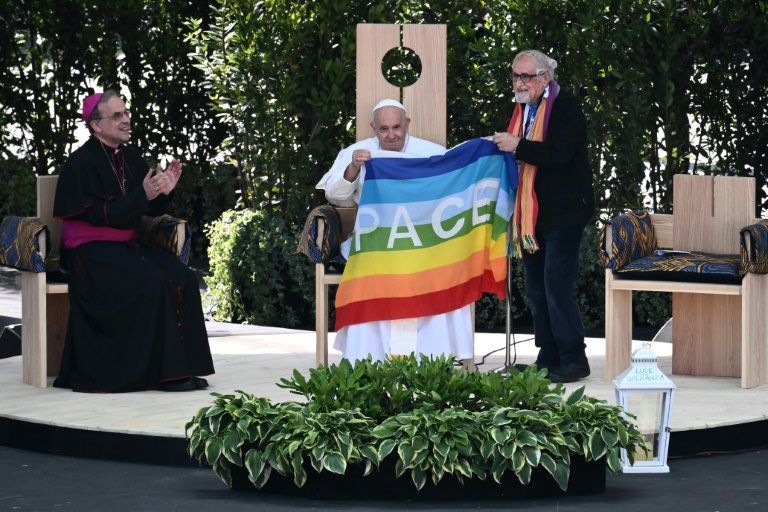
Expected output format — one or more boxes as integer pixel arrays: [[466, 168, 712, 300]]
[[158, 378, 196, 392]]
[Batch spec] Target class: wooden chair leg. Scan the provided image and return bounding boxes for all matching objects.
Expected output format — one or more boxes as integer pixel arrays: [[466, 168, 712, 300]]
[[21, 272, 47, 387], [462, 301, 476, 371], [741, 273, 768, 388], [605, 270, 633, 381], [315, 263, 329, 367]]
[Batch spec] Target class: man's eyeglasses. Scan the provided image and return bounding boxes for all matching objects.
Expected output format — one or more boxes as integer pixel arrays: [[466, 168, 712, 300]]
[[511, 72, 544, 84], [95, 109, 131, 122]]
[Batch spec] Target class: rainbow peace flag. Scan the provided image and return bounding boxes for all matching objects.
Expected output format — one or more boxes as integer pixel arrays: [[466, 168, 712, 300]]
[[335, 138, 518, 330]]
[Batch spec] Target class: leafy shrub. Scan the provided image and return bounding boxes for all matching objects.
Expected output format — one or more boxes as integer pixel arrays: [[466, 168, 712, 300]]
[[171, 161, 239, 260], [277, 356, 485, 420], [187, 394, 379, 489], [187, 356, 647, 492], [204, 208, 314, 327], [276, 355, 561, 420]]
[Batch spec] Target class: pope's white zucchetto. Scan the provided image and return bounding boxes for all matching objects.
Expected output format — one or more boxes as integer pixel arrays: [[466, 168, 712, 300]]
[[372, 99, 406, 113]]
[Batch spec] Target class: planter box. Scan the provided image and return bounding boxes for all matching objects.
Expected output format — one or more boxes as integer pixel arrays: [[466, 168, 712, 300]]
[[231, 455, 606, 500]]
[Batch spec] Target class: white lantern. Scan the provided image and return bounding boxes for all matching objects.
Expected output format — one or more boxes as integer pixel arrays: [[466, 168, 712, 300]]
[[613, 342, 676, 473]]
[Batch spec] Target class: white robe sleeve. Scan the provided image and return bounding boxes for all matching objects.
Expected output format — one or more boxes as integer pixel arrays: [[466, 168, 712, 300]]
[[316, 142, 369, 207]]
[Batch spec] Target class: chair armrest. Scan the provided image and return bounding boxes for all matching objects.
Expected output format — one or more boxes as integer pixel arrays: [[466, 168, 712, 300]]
[[297, 205, 347, 271], [0, 216, 49, 273], [740, 220, 768, 275], [140, 215, 191, 265], [599, 210, 658, 271]]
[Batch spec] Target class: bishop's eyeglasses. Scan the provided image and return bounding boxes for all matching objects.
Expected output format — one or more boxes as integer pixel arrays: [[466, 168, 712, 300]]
[[95, 109, 131, 122]]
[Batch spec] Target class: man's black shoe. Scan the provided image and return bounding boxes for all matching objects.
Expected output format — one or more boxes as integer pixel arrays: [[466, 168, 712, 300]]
[[512, 362, 558, 375], [158, 378, 196, 392], [193, 377, 209, 390], [548, 363, 591, 383]]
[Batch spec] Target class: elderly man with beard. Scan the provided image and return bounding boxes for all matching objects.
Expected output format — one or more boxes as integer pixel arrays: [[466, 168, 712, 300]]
[[491, 50, 595, 383]]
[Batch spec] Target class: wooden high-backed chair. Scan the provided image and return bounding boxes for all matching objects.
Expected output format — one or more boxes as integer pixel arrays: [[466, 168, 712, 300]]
[[603, 174, 768, 388], [315, 24, 478, 369], [20, 175, 69, 387]]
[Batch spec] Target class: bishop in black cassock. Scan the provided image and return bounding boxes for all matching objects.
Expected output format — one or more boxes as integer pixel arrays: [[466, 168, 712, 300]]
[[52, 90, 214, 393]]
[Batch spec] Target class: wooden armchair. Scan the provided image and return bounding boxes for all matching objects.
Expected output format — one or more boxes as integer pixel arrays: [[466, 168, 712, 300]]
[[0, 175, 190, 387], [314, 207, 357, 366], [602, 174, 768, 388]]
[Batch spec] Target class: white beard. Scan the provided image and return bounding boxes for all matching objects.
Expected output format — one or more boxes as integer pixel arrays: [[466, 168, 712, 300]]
[[515, 91, 531, 104]]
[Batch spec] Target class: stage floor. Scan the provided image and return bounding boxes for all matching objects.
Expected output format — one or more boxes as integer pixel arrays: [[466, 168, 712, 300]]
[[2, 328, 767, 447]]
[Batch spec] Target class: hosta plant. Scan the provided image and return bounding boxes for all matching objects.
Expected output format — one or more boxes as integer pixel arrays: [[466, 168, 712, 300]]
[[186, 355, 646, 492]]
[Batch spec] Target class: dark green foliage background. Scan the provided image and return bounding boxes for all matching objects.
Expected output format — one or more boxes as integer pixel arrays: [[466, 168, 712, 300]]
[[2, 0, 766, 332]]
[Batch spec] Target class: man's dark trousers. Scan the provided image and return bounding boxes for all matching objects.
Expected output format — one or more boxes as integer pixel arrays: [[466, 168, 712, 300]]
[[521, 224, 588, 367]]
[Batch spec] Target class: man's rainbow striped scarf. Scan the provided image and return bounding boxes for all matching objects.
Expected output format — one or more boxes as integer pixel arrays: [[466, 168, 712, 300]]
[[335, 138, 518, 330], [507, 79, 560, 256]]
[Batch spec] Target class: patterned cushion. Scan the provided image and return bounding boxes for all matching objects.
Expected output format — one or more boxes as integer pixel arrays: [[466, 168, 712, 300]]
[[0, 216, 48, 273], [615, 251, 742, 285], [296, 205, 347, 271], [600, 211, 657, 271], [740, 220, 768, 275], [140, 215, 192, 265]]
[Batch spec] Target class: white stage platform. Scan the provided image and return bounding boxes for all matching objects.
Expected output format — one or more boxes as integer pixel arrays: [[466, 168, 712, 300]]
[[2, 329, 767, 444]]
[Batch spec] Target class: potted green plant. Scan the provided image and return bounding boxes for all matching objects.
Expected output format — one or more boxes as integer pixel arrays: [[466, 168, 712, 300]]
[[186, 355, 646, 500]]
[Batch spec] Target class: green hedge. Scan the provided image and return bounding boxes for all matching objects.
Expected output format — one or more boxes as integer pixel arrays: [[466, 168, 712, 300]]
[[0, 155, 36, 219], [205, 208, 315, 327], [5, 0, 764, 329]]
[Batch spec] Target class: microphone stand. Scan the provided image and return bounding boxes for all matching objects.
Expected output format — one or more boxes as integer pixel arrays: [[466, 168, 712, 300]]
[[493, 224, 516, 375]]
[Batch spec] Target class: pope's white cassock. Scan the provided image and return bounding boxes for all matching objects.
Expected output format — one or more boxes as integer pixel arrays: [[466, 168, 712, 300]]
[[316, 134, 473, 362]]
